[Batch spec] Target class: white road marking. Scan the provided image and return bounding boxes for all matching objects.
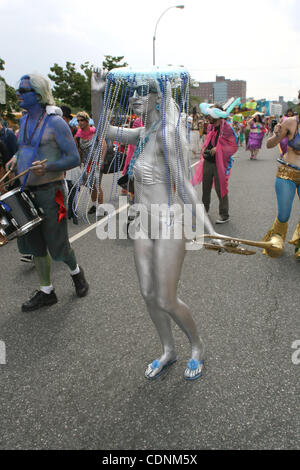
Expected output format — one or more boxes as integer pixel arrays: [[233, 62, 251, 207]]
[[70, 160, 200, 243], [69, 204, 129, 244]]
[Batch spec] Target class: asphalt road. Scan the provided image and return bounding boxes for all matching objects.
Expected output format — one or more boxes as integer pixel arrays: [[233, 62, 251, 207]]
[[0, 141, 299, 450]]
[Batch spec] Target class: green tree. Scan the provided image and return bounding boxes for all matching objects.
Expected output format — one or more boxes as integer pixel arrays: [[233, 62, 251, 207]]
[[287, 101, 298, 111], [102, 55, 128, 71], [48, 61, 93, 114], [48, 56, 128, 114], [0, 58, 20, 122]]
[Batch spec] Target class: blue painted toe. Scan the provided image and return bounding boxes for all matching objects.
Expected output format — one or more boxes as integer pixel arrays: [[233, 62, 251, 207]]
[[151, 360, 161, 370], [187, 359, 204, 371]]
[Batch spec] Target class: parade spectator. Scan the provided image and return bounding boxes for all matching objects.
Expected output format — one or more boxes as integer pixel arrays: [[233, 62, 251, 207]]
[[199, 119, 204, 142], [12, 124, 19, 137], [239, 121, 245, 147], [0, 140, 9, 245], [61, 106, 80, 224], [271, 116, 278, 132], [0, 139, 9, 191], [61, 106, 77, 136], [244, 117, 250, 145], [75, 111, 107, 215], [122, 117, 143, 176], [0, 117, 18, 164], [191, 107, 200, 131]]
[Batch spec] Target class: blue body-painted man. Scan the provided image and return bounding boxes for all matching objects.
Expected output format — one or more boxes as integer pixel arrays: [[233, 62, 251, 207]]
[[6, 74, 89, 311]]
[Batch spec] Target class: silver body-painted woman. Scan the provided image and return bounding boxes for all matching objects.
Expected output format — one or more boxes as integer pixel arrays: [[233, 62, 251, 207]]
[[91, 69, 221, 381]]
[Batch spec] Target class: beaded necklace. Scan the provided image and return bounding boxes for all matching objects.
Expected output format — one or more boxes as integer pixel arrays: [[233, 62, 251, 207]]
[[137, 81, 150, 206], [23, 110, 46, 145], [73, 67, 191, 222], [127, 119, 160, 177]]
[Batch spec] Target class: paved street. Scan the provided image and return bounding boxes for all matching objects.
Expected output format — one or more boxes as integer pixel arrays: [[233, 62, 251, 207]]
[[0, 142, 299, 450]]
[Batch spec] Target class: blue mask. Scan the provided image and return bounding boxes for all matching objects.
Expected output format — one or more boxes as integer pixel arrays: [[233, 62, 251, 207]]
[[16, 77, 39, 110]]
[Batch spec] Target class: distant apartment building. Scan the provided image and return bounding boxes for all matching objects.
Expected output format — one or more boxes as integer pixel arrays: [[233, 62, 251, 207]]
[[191, 75, 247, 103]]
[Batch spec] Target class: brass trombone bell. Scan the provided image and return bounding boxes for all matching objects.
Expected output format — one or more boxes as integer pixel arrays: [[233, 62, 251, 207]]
[[203, 242, 256, 256], [198, 234, 284, 257]]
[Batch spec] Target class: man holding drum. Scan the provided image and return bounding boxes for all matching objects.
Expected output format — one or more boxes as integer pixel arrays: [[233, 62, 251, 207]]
[[5, 73, 89, 311]]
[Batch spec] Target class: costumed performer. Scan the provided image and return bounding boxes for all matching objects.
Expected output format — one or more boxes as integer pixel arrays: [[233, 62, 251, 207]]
[[5, 73, 89, 311], [246, 113, 265, 160], [262, 91, 300, 260], [191, 100, 239, 225], [77, 67, 224, 381], [278, 109, 295, 158]]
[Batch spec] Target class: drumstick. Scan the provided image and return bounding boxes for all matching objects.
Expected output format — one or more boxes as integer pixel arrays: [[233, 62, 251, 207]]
[[3, 159, 48, 186], [0, 169, 12, 185]]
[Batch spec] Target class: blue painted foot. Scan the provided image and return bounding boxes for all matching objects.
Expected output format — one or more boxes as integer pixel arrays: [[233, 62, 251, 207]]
[[184, 359, 204, 381], [145, 358, 177, 381]]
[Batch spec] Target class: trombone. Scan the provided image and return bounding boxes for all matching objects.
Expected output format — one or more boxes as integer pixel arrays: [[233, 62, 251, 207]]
[[196, 234, 283, 257]]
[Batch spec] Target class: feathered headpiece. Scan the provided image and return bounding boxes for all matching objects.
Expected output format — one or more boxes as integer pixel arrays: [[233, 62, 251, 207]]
[[200, 97, 241, 119]]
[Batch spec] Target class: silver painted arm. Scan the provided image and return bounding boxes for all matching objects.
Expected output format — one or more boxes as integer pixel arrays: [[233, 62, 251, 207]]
[[91, 68, 141, 145], [91, 68, 107, 127], [167, 134, 219, 238], [106, 125, 141, 146]]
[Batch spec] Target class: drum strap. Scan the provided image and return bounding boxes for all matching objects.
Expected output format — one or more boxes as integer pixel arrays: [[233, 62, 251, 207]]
[[0, 200, 11, 212], [21, 114, 51, 191]]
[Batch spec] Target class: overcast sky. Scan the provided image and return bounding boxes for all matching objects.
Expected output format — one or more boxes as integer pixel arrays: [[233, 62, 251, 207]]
[[1, 0, 299, 101]]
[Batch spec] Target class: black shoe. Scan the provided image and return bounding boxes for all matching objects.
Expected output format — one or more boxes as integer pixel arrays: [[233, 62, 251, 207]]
[[22, 290, 58, 312], [72, 216, 78, 225], [71, 267, 89, 297], [216, 217, 230, 225], [20, 254, 34, 263], [88, 206, 96, 214], [96, 208, 108, 218]]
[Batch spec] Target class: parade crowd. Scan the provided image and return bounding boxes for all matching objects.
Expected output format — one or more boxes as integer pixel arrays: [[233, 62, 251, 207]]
[[0, 70, 299, 382]]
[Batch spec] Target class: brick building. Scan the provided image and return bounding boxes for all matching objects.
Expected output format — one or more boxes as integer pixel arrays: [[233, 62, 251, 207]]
[[191, 75, 247, 103]]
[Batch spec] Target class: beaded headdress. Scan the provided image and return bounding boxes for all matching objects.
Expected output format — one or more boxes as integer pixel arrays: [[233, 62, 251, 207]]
[[74, 66, 192, 220]]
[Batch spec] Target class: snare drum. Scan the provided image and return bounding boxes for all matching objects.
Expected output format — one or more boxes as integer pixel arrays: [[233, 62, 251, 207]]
[[0, 188, 44, 241]]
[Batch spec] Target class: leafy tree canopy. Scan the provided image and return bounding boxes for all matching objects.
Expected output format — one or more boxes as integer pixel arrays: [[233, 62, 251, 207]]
[[0, 58, 20, 122], [102, 55, 128, 71], [48, 55, 128, 114], [48, 61, 92, 114]]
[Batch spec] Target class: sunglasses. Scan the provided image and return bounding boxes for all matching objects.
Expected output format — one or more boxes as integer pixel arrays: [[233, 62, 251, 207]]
[[129, 86, 157, 97], [77, 118, 87, 122], [17, 88, 35, 94]]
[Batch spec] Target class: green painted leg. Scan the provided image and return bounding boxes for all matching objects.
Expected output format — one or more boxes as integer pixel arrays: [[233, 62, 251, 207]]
[[34, 253, 51, 287]]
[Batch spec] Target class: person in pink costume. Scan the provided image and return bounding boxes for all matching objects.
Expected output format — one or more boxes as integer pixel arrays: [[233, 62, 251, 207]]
[[192, 102, 238, 224]]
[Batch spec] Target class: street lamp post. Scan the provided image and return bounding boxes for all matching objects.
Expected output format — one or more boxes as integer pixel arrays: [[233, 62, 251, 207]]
[[153, 5, 185, 66]]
